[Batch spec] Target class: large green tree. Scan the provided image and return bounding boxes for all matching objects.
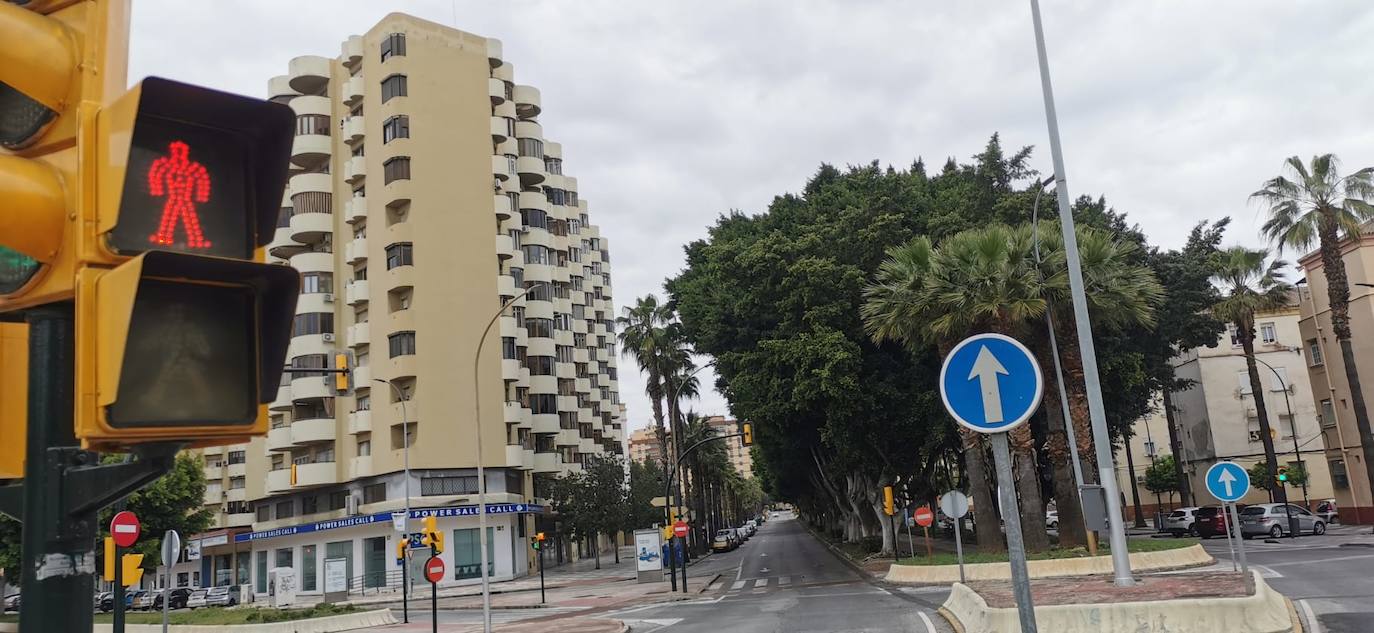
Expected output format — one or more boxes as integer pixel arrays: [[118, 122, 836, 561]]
[[1254, 154, 1374, 507]]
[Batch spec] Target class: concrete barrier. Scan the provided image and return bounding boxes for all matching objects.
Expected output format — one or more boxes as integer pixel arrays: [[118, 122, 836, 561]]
[[940, 571, 1294, 633], [0, 608, 399, 633], [886, 543, 1213, 584]]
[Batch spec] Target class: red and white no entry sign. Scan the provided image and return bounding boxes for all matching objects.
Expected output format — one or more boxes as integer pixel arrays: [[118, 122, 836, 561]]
[[913, 506, 935, 528], [424, 556, 445, 584], [673, 520, 689, 539], [110, 510, 141, 548]]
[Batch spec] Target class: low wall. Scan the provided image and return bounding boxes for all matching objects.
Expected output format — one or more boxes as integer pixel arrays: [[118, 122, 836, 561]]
[[886, 544, 1212, 584], [0, 608, 396, 633]]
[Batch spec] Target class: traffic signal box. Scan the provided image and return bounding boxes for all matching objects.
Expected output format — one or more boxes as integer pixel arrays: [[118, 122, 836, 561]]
[[532, 532, 546, 551], [883, 486, 895, 516], [1, 1, 299, 451], [741, 422, 753, 446], [1276, 466, 1289, 485], [420, 516, 444, 554], [101, 537, 143, 587]]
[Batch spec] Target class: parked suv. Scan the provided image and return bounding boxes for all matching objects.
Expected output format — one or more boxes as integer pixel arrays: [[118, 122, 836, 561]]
[[153, 588, 194, 610], [1193, 506, 1237, 539], [1240, 503, 1326, 538], [1163, 507, 1200, 536]]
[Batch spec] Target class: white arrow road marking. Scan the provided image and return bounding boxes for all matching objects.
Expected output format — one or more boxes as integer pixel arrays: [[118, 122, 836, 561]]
[[1217, 468, 1237, 497], [968, 345, 1009, 423], [759, 568, 770, 574]]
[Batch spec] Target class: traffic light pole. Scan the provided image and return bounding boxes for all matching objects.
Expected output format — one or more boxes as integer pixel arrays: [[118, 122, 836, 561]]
[[663, 432, 744, 593], [8, 305, 177, 633]]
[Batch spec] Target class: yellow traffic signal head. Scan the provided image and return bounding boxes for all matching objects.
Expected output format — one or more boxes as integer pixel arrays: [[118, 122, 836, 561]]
[[741, 422, 753, 446], [422, 515, 437, 533], [1277, 466, 1289, 482], [0, 323, 26, 479], [0, 1, 80, 151], [332, 352, 352, 395], [883, 486, 895, 516], [536, 532, 546, 542]]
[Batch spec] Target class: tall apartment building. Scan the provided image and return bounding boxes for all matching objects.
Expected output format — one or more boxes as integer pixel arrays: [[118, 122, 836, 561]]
[[705, 416, 754, 478], [176, 14, 625, 595], [628, 427, 662, 466]]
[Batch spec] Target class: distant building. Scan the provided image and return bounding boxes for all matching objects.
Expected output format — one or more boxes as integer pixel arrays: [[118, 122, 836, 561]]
[[628, 426, 663, 466], [705, 416, 754, 478]]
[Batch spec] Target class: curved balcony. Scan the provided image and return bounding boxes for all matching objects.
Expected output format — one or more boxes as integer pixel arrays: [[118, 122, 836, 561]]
[[271, 383, 293, 411], [227, 512, 255, 528], [388, 309, 415, 335], [490, 117, 509, 144], [494, 234, 514, 260], [497, 274, 516, 297], [345, 279, 369, 306], [551, 265, 570, 284], [287, 55, 331, 95], [347, 456, 372, 479], [268, 226, 307, 260], [344, 74, 364, 106], [544, 141, 562, 160], [390, 353, 418, 381], [524, 263, 553, 285], [529, 375, 557, 395], [532, 452, 558, 473], [503, 401, 526, 424], [267, 425, 293, 452], [203, 463, 223, 481], [505, 445, 528, 469], [384, 178, 412, 209], [517, 190, 547, 213], [290, 372, 332, 401], [501, 358, 521, 382], [345, 155, 366, 184], [225, 487, 247, 503], [266, 468, 292, 493], [522, 227, 551, 248], [291, 417, 335, 445], [341, 35, 363, 67], [386, 264, 415, 292], [514, 119, 542, 139], [492, 60, 513, 82], [347, 195, 367, 224], [293, 462, 337, 488], [512, 85, 541, 119], [348, 409, 371, 434], [288, 251, 333, 274], [526, 337, 555, 357], [289, 211, 332, 244], [346, 235, 368, 264], [288, 333, 333, 360], [296, 292, 333, 315], [488, 78, 506, 105], [290, 170, 331, 197], [347, 321, 370, 348], [491, 154, 511, 182], [486, 38, 503, 66], [353, 363, 371, 387], [343, 115, 365, 144], [515, 156, 545, 186], [493, 194, 513, 223], [532, 414, 559, 435], [267, 75, 298, 102], [227, 462, 246, 478]]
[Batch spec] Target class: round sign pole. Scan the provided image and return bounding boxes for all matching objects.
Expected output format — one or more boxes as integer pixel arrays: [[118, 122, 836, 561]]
[[939, 491, 970, 583], [912, 506, 935, 559], [1205, 461, 1252, 591], [424, 555, 444, 633]]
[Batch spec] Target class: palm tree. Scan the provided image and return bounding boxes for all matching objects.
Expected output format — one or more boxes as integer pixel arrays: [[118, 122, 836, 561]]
[[1210, 246, 1293, 506], [1254, 154, 1374, 505], [617, 295, 674, 473]]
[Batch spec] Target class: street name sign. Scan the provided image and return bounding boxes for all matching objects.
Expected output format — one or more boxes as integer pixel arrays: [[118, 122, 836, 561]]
[[1205, 461, 1250, 503], [939, 333, 1044, 434]]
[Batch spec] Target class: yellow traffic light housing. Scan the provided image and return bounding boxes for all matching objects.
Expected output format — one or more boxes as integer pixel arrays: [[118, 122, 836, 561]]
[[396, 537, 408, 563], [0, 322, 27, 479], [883, 486, 895, 516], [120, 552, 144, 587], [1276, 466, 1289, 483], [420, 515, 444, 553], [332, 352, 352, 396], [741, 422, 753, 446]]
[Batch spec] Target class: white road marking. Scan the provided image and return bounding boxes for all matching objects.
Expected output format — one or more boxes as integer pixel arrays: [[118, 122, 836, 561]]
[[779, 575, 791, 586], [1253, 565, 1282, 578], [731, 580, 747, 590], [641, 618, 683, 627], [918, 611, 938, 633], [1298, 599, 1323, 633]]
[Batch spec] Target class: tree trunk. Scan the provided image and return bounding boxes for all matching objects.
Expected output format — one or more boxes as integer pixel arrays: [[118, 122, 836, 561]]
[[1009, 423, 1050, 552], [1040, 350, 1087, 547], [1318, 214, 1374, 516], [1162, 390, 1191, 506], [1122, 432, 1146, 528], [1053, 322, 1101, 480], [593, 531, 602, 570], [1240, 321, 1287, 508], [961, 427, 1004, 552], [649, 369, 669, 476]]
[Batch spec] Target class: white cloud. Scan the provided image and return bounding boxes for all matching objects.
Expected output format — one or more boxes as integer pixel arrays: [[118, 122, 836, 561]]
[[127, 0, 1374, 431]]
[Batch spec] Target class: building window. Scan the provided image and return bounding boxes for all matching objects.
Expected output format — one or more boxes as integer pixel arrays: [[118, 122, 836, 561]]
[[292, 191, 331, 215], [1308, 339, 1324, 366], [292, 312, 335, 337], [363, 483, 387, 504], [502, 337, 518, 360], [302, 495, 319, 515], [255, 551, 267, 593], [530, 394, 557, 415], [382, 115, 409, 144], [295, 114, 330, 136], [544, 157, 562, 175], [381, 74, 407, 102], [275, 500, 294, 519], [380, 33, 406, 62], [1259, 322, 1277, 344], [329, 491, 348, 511], [385, 242, 413, 269], [290, 354, 329, 378], [229, 476, 245, 490], [521, 245, 550, 265], [388, 331, 416, 358], [256, 504, 271, 521], [421, 476, 478, 496], [300, 272, 333, 294], [391, 423, 415, 450], [517, 138, 543, 159], [527, 356, 554, 376], [227, 450, 246, 465], [357, 438, 371, 456], [1269, 366, 1290, 391], [525, 318, 552, 339], [1320, 399, 1336, 428], [1331, 459, 1349, 488], [302, 544, 317, 592], [383, 156, 410, 184], [524, 283, 551, 302], [521, 208, 548, 230]]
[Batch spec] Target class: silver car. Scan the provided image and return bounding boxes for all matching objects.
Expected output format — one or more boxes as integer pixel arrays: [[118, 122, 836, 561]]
[[1240, 503, 1326, 538], [1163, 507, 1200, 536]]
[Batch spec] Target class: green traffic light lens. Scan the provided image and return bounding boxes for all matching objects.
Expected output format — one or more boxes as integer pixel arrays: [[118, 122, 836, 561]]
[[0, 245, 41, 294]]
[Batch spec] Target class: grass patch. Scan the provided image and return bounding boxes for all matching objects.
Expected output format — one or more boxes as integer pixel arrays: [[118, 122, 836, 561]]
[[1, 603, 357, 625], [893, 538, 1196, 566]]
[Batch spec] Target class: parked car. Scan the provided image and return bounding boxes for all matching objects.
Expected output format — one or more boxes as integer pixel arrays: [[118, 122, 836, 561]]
[[202, 585, 238, 607], [123, 590, 146, 610], [1315, 499, 1339, 524], [4, 593, 19, 613], [1163, 507, 1200, 536], [94, 591, 110, 612], [1193, 506, 1237, 539], [1241, 503, 1326, 538], [1046, 510, 1059, 530], [185, 588, 209, 609], [712, 529, 736, 552], [131, 590, 156, 610], [153, 588, 194, 610]]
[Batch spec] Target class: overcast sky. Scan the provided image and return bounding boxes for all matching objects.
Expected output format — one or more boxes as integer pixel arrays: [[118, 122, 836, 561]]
[[129, 1, 1374, 432]]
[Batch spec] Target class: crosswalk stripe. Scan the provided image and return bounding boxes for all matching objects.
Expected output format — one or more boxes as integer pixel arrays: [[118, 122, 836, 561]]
[[731, 580, 747, 590], [779, 575, 791, 586]]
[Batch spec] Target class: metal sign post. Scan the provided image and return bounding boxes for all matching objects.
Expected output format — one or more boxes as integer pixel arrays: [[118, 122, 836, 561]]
[[939, 491, 970, 582], [424, 555, 444, 633], [940, 334, 1044, 632], [1205, 462, 1252, 591], [160, 530, 180, 633], [904, 510, 916, 563], [1227, 502, 1251, 591]]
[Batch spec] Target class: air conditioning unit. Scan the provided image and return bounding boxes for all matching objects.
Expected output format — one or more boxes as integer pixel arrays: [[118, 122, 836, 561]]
[[323, 293, 335, 303], [322, 333, 335, 342], [1248, 430, 1262, 442]]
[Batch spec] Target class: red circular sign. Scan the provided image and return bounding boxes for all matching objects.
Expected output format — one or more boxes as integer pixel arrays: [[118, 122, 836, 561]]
[[424, 556, 445, 584], [913, 506, 935, 528], [673, 520, 689, 539], [110, 511, 141, 548]]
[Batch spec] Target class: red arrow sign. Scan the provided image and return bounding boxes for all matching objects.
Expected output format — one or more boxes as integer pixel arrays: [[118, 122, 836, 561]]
[[913, 506, 935, 528], [111, 511, 141, 548], [424, 555, 445, 584], [673, 520, 689, 539]]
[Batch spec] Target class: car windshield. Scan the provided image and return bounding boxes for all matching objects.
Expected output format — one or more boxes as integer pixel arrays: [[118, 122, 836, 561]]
[[1241, 506, 1267, 516], [1168, 511, 1185, 517]]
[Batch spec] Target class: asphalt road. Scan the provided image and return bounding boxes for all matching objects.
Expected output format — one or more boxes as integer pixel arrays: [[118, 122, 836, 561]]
[[1198, 530, 1374, 633], [609, 513, 950, 633]]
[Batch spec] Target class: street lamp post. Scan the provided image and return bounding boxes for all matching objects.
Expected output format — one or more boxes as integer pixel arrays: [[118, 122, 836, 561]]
[[473, 283, 545, 633], [375, 378, 410, 623], [662, 361, 713, 592]]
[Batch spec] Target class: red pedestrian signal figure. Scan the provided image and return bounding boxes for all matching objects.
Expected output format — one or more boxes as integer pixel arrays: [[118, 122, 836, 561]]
[[147, 140, 213, 249]]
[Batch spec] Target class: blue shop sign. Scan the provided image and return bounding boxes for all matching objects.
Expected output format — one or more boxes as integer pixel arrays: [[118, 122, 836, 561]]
[[235, 503, 544, 543]]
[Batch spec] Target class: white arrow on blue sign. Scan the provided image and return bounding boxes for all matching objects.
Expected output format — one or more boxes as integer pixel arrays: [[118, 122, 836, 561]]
[[939, 333, 1044, 434], [1205, 461, 1250, 503]]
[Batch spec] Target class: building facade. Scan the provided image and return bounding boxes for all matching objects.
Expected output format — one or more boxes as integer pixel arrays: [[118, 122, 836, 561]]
[[1114, 304, 1335, 518], [182, 14, 625, 596], [704, 416, 754, 478], [1297, 231, 1374, 524], [628, 427, 662, 466]]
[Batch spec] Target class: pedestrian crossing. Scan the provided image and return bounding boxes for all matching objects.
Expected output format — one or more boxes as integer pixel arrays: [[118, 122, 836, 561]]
[[708, 575, 799, 594]]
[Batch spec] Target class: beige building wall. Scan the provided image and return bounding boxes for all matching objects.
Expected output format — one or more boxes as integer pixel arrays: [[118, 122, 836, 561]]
[[1297, 233, 1374, 524], [628, 426, 661, 466], [196, 14, 625, 539], [705, 416, 754, 478]]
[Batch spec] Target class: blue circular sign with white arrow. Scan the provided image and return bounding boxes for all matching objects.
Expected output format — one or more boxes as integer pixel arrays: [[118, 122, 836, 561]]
[[939, 333, 1044, 434], [1205, 461, 1250, 503]]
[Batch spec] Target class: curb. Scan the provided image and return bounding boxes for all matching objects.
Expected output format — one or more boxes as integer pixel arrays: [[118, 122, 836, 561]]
[[886, 543, 1214, 584], [799, 522, 880, 580], [11, 608, 401, 633], [696, 573, 722, 595]]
